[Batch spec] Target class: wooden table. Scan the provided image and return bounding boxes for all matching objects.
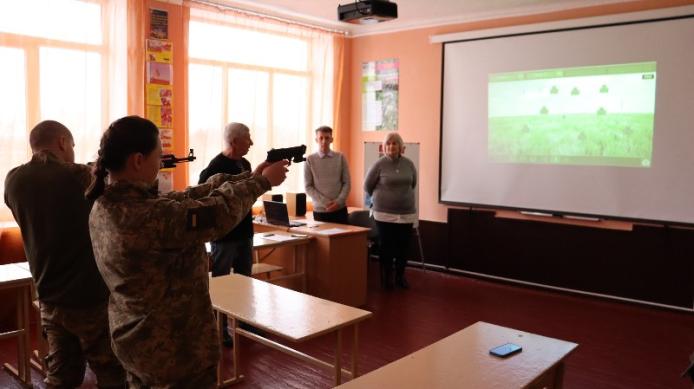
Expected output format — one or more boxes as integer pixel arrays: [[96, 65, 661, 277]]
[[336, 321, 578, 389], [0, 262, 33, 386], [209, 274, 372, 387], [254, 219, 369, 307], [251, 231, 310, 291]]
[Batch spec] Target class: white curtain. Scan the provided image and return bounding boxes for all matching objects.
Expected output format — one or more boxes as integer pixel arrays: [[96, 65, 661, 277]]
[[0, 0, 127, 224], [187, 6, 335, 193]]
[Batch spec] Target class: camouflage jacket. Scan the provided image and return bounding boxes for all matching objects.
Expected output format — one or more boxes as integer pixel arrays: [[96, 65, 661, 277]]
[[89, 172, 270, 384]]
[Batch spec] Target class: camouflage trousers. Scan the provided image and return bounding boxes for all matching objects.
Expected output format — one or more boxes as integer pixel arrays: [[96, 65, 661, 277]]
[[126, 364, 216, 389], [40, 301, 126, 389]]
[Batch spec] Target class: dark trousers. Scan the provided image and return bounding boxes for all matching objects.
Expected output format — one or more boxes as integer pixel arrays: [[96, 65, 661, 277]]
[[40, 302, 125, 389], [210, 238, 253, 277], [375, 221, 413, 279], [313, 207, 348, 224]]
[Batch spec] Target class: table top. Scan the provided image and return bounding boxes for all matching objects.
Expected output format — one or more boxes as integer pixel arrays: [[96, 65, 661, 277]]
[[0, 262, 32, 289], [336, 321, 578, 389], [209, 274, 372, 342], [254, 218, 369, 237]]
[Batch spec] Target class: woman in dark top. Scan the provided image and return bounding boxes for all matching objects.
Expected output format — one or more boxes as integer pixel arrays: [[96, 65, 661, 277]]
[[364, 132, 417, 289]]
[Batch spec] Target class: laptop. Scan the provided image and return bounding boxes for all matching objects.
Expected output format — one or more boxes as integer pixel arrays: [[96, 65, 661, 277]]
[[263, 201, 306, 228]]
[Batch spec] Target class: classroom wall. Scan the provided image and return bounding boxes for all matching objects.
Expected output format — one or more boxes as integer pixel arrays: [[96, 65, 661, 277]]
[[132, 0, 189, 189], [343, 0, 694, 223]]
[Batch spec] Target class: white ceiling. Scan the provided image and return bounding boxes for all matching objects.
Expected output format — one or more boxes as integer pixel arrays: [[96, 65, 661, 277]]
[[215, 0, 632, 36]]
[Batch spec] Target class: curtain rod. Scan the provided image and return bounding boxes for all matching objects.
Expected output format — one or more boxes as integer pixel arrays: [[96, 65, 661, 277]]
[[187, 0, 349, 35]]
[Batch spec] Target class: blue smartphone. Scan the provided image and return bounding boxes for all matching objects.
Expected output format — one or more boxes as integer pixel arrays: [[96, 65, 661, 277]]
[[489, 343, 522, 358]]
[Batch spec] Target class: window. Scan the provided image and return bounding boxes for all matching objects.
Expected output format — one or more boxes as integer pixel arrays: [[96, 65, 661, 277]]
[[187, 8, 335, 193], [0, 0, 126, 224]]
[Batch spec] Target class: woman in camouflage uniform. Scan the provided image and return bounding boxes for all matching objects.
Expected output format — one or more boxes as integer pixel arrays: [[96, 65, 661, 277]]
[[86, 116, 288, 388]]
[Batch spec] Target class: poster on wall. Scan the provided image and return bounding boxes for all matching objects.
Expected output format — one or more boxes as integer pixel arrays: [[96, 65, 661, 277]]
[[146, 39, 173, 63], [362, 58, 399, 131], [147, 62, 172, 85], [159, 128, 174, 151], [146, 104, 173, 128], [157, 171, 173, 193], [150, 9, 168, 39], [146, 84, 173, 106]]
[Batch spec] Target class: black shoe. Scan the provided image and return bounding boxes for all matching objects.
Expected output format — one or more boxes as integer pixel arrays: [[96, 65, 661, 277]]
[[222, 331, 233, 348], [395, 276, 409, 289]]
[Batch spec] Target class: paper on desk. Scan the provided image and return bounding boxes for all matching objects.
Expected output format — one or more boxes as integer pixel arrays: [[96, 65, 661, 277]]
[[313, 227, 348, 235], [293, 219, 324, 227], [263, 234, 298, 242]]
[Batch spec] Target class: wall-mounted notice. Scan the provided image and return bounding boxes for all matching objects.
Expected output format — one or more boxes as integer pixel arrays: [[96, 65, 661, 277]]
[[150, 9, 168, 39], [147, 62, 172, 85], [146, 105, 173, 128], [146, 39, 173, 63], [160, 128, 174, 152], [362, 58, 399, 131], [157, 171, 173, 193]]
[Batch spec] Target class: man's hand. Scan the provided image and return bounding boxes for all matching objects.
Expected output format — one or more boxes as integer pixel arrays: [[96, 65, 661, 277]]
[[325, 200, 340, 212], [261, 160, 289, 186], [252, 161, 272, 177]]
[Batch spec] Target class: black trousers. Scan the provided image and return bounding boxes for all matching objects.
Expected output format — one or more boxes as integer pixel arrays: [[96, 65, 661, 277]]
[[375, 221, 413, 275], [313, 206, 348, 224]]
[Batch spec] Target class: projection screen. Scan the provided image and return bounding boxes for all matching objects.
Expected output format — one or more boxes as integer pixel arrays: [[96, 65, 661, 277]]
[[439, 13, 694, 225]]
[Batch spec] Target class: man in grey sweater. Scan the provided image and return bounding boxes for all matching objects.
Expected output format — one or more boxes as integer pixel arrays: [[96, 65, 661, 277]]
[[304, 126, 351, 224]]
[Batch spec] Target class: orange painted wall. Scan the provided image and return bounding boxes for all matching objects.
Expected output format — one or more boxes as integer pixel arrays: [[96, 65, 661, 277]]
[[343, 0, 694, 222], [140, 1, 189, 189]]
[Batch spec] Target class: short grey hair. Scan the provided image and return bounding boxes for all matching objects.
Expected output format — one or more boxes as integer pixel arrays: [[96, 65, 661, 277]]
[[382, 131, 404, 149], [224, 122, 250, 145]]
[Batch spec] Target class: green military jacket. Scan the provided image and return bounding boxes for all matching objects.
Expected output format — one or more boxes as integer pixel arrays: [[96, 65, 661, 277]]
[[89, 172, 270, 385]]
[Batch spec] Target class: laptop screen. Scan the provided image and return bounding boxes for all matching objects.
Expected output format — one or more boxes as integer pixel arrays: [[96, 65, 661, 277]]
[[264, 201, 290, 226], [263, 201, 305, 227]]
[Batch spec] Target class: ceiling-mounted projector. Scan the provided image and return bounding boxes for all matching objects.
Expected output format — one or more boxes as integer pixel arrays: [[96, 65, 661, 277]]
[[338, 0, 398, 24]]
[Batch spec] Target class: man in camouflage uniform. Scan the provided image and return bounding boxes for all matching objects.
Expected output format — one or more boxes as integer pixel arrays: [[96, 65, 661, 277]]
[[4, 120, 126, 388], [89, 142, 287, 387]]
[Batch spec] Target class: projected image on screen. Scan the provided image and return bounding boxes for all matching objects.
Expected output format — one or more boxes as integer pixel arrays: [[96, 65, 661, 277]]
[[488, 62, 656, 167]]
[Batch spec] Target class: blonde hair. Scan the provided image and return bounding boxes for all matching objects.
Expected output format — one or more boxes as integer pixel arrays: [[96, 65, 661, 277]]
[[382, 132, 404, 151]]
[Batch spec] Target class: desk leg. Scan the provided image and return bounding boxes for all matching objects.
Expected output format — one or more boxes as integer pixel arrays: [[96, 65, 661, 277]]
[[216, 313, 243, 387], [231, 317, 239, 381], [216, 311, 223, 387], [19, 285, 31, 383], [335, 328, 343, 386], [351, 323, 360, 378], [553, 361, 565, 389], [302, 244, 308, 293], [3, 285, 32, 386]]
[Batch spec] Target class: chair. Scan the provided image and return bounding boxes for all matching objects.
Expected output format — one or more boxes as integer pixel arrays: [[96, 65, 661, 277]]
[[347, 210, 379, 260], [251, 250, 284, 279]]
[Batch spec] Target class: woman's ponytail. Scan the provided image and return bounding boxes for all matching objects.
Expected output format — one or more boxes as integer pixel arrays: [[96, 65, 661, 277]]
[[86, 156, 108, 201]]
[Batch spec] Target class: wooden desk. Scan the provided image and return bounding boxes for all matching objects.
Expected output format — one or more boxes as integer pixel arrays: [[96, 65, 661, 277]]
[[0, 262, 33, 386], [336, 321, 578, 389], [209, 274, 372, 387], [254, 219, 369, 307], [251, 231, 310, 291]]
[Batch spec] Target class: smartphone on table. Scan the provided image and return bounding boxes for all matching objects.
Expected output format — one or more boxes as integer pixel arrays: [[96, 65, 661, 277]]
[[489, 343, 522, 358]]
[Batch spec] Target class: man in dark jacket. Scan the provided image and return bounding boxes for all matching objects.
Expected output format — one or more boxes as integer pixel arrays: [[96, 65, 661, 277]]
[[4, 120, 125, 388], [198, 122, 255, 346]]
